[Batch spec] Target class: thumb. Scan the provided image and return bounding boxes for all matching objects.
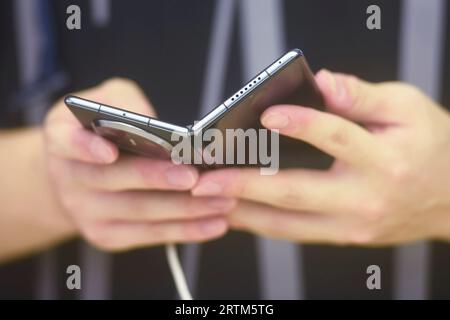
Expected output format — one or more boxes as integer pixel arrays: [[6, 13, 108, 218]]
[[315, 69, 399, 124]]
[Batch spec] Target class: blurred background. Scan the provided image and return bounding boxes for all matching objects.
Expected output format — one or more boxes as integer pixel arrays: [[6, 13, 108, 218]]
[[0, 0, 449, 299]]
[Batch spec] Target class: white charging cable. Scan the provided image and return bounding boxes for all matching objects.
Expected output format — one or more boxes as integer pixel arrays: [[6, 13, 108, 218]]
[[166, 244, 193, 300]]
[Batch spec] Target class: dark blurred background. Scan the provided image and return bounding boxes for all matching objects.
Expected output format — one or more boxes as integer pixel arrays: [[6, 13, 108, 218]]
[[0, 0, 449, 299]]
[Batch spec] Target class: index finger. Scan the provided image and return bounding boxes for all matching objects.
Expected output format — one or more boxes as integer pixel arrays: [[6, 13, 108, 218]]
[[192, 167, 360, 214], [261, 105, 393, 170]]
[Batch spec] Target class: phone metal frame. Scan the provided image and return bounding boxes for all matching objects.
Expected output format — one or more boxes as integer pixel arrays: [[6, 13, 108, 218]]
[[191, 49, 302, 133], [92, 119, 175, 153], [65, 49, 303, 142]]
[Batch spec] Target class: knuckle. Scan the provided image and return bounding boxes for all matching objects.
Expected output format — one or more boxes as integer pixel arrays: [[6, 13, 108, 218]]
[[399, 83, 422, 99], [82, 223, 128, 251], [362, 198, 389, 222], [348, 227, 379, 245], [181, 197, 200, 217], [133, 158, 152, 182], [60, 192, 84, 215], [346, 75, 366, 108], [275, 181, 301, 209], [82, 224, 116, 251], [123, 196, 150, 220], [84, 165, 108, 189], [385, 160, 412, 184], [333, 234, 353, 246], [182, 223, 205, 241], [231, 169, 249, 195], [102, 77, 135, 88], [388, 82, 423, 104], [47, 158, 66, 182], [329, 125, 349, 149], [183, 220, 226, 242], [260, 214, 290, 239], [59, 190, 98, 222], [146, 225, 162, 243], [101, 77, 143, 97]]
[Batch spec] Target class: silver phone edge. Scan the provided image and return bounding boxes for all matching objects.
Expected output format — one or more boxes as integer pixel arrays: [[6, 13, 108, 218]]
[[190, 48, 303, 133], [66, 96, 190, 138], [66, 49, 303, 139]]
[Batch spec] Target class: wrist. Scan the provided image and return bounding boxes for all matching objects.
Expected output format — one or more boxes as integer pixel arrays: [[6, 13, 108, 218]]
[[0, 128, 77, 262], [37, 127, 78, 239]]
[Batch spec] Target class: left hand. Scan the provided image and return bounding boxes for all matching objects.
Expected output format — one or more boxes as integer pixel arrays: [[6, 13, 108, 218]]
[[191, 69, 450, 246]]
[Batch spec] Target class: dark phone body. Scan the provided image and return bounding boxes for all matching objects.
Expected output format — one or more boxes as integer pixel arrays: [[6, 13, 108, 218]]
[[198, 50, 332, 169], [65, 49, 332, 170]]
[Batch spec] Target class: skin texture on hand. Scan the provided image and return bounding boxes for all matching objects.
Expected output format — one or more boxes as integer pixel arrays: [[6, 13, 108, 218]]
[[3, 71, 450, 262], [43, 78, 236, 252], [192, 70, 450, 246], [0, 128, 76, 262], [0, 77, 239, 264]]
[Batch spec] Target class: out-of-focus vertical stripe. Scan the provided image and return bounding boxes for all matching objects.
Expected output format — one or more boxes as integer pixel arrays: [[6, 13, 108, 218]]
[[14, 0, 42, 87], [398, 0, 446, 98], [14, 0, 48, 124], [198, 0, 237, 117], [90, 0, 111, 28], [74, 1, 113, 301], [14, 0, 58, 299], [35, 251, 58, 299], [239, 0, 303, 300], [394, 0, 446, 300], [79, 243, 112, 299], [182, 0, 237, 299]]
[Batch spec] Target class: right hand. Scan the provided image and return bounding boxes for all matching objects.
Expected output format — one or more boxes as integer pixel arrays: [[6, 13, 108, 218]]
[[43, 78, 235, 251]]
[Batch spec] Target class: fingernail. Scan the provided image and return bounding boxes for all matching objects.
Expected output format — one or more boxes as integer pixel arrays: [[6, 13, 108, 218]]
[[192, 181, 223, 196], [261, 113, 290, 129], [165, 166, 197, 188], [207, 197, 237, 211], [200, 219, 227, 235], [90, 137, 114, 163]]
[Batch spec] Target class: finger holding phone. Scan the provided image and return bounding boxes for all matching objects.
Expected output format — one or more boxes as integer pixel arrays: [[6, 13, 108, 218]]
[[44, 78, 235, 251], [58, 50, 313, 253], [192, 70, 450, 246]]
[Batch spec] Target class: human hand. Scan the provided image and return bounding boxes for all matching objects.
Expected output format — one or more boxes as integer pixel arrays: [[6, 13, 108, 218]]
[[44, 78, 235, 251], [192, 70, 450, 246]]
